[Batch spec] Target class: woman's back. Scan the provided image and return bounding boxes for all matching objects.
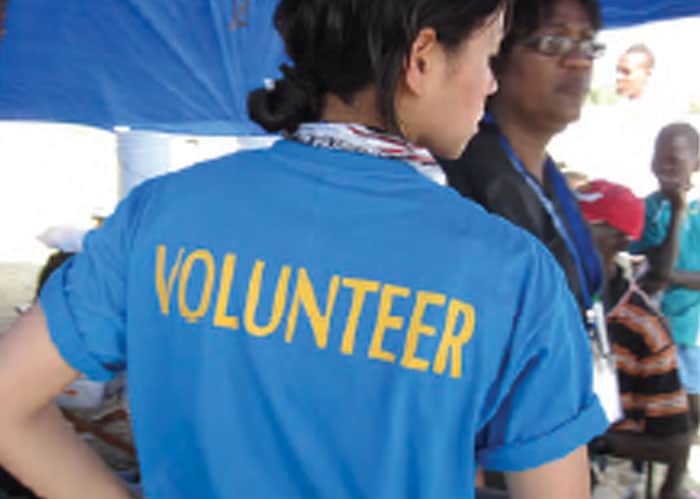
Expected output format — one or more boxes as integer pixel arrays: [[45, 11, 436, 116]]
[[38, 141, 605, 498], [0, 1, 608, 497]]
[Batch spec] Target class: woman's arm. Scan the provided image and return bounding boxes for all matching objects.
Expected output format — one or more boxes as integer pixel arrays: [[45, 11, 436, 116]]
[[668, 270, 700, 291], [505, 446, 591, 499], [0, 306, 132, 499]]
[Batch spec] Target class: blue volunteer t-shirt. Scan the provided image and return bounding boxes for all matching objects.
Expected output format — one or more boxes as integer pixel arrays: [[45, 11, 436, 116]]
[[630, 192, 700, 346], [41, 140, 607, 499]]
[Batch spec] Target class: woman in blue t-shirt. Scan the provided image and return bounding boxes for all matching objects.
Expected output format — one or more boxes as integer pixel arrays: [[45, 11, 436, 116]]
[[0, 1, 607, 498]]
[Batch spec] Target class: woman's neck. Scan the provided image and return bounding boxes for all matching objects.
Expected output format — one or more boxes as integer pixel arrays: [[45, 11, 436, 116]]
[[320, 89, 385, 130], [489, 100, 553, 183]]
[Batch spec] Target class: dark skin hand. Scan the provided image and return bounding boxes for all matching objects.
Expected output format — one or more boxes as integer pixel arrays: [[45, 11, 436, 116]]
[[668, 270, 700, 291], [663, 184, 700, 291], [639, 185, 686, 295]]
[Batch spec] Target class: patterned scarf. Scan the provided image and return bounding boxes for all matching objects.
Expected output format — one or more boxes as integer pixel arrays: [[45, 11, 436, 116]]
[[290, 122, 446, 186]]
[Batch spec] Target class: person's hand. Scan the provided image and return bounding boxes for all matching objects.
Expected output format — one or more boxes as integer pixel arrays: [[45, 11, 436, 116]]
[[660, 183, 687, 213], [638, 270, 669, 295]]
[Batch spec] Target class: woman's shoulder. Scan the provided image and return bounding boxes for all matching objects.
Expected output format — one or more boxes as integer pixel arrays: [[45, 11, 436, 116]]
[[438, 188, 567, 282], [441, 125, 517, 190]]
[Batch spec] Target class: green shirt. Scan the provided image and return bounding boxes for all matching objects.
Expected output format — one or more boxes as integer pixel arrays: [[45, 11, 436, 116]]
[[630, 192, 700, 346]]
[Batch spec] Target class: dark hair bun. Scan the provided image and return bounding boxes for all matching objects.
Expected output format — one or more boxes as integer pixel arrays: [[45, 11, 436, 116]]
[[249, 0, 511, 134], [248, 64, 321, 133]]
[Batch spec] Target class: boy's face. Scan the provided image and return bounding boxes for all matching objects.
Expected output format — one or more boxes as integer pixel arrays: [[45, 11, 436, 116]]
[[652, 133, 700, 192]]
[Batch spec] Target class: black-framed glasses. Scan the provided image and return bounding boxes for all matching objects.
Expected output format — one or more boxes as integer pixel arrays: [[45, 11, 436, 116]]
[[523, 34, 606, 59]]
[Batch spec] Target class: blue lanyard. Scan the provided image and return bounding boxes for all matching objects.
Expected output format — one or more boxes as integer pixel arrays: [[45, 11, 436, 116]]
[[484, 114, 597, 310]]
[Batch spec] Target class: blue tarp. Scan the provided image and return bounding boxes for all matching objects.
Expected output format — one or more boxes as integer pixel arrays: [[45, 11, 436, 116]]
[[603, 1, 700, 28], [0, 1, 698, 135], [0, 0, 286, 134]]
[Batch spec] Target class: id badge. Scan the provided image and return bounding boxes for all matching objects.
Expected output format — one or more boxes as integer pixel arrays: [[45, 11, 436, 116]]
[[588, 299, 623, 424]]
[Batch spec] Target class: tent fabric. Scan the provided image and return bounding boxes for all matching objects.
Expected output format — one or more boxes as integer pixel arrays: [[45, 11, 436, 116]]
[[0, 1, 698, 135], [0, 0, 286, 135], [602, 1, 700, 28]]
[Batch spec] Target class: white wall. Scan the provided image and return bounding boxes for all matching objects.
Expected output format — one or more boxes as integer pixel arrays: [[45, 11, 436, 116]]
[[0, 122, 118, 262], [0, 121, 276, 263]]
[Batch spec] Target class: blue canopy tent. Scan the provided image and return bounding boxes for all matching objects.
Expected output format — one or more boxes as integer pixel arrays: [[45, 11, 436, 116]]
[[0, 0, 698, 135], [0, 0, 286, 135], [602, 0, 700, 27]]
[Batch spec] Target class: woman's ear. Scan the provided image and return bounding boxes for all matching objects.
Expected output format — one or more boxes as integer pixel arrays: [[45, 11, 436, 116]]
[[402, 27, 441, 96]]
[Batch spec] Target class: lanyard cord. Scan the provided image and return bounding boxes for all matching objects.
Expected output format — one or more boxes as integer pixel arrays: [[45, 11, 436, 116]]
[[483, 114, 598, 310]]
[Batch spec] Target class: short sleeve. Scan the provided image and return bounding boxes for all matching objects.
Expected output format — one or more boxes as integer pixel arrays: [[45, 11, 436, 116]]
[[476, 243, 609, 471], [629, 195, 667, 254], [40, 181, 156, 381]]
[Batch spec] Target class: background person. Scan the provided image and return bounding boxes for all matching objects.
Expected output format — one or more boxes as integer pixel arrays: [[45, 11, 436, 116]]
[[0, 1, 607, 498], [440, 0, 605, 321], [549, 42, 689, 197], [578, 179, 695, 499], [630, 123, 700, 439], [615, 43, 655, 101]]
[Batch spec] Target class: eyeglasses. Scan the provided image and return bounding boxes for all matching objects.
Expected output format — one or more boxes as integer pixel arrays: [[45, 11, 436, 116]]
[[523, 34, 606, 60]]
